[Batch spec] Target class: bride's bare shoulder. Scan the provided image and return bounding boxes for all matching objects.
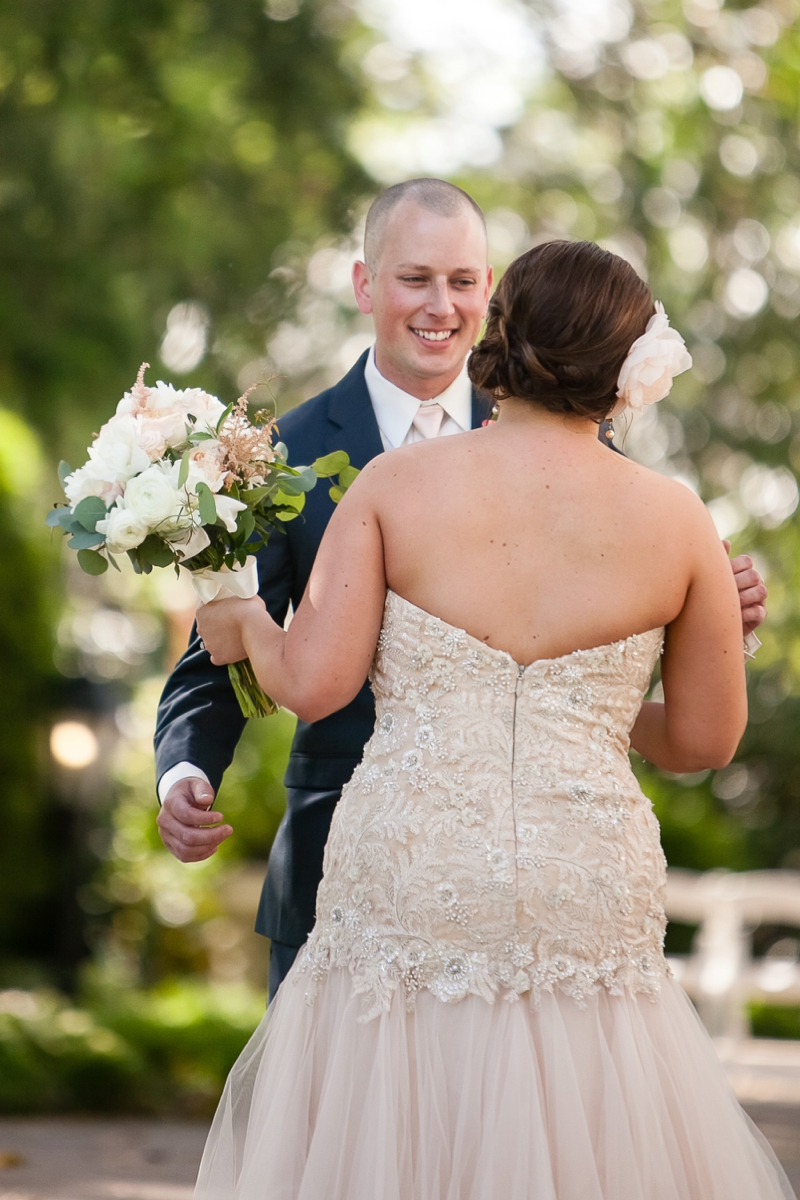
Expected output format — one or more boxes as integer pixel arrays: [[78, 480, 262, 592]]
[[609, 451, 717, 539]]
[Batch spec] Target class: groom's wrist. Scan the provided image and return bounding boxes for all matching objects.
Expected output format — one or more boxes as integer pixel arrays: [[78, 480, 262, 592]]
[[157, 761, 211, 806]]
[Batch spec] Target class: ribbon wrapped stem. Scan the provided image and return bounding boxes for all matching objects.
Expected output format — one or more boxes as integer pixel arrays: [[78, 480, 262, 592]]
[[185, 555, 277, 719]]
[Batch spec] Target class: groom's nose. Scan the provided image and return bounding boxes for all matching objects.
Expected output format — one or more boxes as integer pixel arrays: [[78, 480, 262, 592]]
[[425, 278, 456, 318]]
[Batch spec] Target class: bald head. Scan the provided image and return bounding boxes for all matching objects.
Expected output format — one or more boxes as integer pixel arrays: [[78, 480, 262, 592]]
[[364, 178, 486, 272]]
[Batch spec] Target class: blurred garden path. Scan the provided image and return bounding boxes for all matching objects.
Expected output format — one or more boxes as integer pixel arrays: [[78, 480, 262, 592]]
[[0, 1119, 206, 1200], [0, 1098, 800, 1199]]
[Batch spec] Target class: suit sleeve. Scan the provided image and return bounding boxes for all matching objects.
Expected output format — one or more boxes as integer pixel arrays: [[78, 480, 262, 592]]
[[153, 527, 294, 794]]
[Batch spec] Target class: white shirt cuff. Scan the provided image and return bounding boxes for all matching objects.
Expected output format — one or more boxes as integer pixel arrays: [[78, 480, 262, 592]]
[[158, 762, 211, 806], [744, 631, 762, 661]]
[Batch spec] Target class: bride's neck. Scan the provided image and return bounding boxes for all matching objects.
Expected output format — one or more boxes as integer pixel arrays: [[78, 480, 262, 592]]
[[494, 396, 600, 440]]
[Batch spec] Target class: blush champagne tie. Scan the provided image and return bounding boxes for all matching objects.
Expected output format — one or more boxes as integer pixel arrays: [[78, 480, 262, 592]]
[[412, 401, 445, 439]]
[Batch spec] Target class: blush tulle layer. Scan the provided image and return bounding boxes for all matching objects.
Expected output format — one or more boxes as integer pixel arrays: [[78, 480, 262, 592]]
[[194, 968, 792, 1200]]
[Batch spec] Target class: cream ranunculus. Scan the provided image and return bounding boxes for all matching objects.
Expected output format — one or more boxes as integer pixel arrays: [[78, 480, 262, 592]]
[[96, 506, 150, 553], [615, 302, 692, 413], [122, 463, 185, 528]]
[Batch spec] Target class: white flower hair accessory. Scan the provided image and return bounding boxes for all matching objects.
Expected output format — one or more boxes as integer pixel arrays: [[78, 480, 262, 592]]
[[615, 302, 692, 413]]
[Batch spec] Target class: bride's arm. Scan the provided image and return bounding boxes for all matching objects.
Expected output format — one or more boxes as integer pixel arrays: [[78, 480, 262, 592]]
[[629, 500, 748, 773], [195, 461, 388, 722]]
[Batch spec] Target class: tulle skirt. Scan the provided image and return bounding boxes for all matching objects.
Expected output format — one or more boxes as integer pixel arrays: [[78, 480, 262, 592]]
[[194, 965, 793, 1200]]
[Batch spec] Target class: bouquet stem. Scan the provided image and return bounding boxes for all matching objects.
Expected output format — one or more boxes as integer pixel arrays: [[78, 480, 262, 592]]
[[228, 657, 278, 718]]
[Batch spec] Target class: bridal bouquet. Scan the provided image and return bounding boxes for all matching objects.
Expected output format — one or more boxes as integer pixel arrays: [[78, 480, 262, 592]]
[[47, 363, 357, 717]]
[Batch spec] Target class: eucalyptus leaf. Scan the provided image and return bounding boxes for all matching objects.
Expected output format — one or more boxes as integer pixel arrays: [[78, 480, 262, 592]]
[[73, 495, 108, 532], [273, 489, 305, 511], [196, 482, 217, 525], [312, 450, 350, 477], [274, 442, 288, 460], [329, 485, 345, 503], [275, 472, 314, 496], [339, 464, 360, 490], [138, 535, 176, 568], [57, 509, 82, 533], [45, 508, 64, 527], [178, 449, 191, 488], [57, 461, 72, 485], [276, 509, 301, 522], [69, 529, 106, 550], [77, 549, 108, 576]]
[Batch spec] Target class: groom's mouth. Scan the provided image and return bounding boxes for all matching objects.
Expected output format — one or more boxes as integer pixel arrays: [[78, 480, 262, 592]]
[[411, 328, 458, 344]]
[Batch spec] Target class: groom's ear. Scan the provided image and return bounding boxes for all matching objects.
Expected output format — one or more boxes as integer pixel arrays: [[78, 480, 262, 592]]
[[484, 264, 494, 310], [352, 260, 374, 315]]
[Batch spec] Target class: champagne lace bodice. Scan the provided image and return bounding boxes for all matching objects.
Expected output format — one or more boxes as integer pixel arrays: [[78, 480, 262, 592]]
[[298, 591, 667, 1022]]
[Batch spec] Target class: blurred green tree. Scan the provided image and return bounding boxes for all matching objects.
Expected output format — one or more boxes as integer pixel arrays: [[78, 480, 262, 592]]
[[0, 0, 371, 459]]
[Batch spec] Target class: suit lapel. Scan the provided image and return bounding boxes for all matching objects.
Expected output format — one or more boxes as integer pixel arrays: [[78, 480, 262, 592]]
[[325, 351, 384, 466], [326, 351, 492, 454]]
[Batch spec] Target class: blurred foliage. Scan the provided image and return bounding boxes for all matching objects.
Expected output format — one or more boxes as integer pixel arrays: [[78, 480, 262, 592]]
[[0, 980, 262, 1115], [0, 412, 65, 967], [84, 679, 294, 988], [0, 0, 370, 457], [750, 1002, 800, 1039]]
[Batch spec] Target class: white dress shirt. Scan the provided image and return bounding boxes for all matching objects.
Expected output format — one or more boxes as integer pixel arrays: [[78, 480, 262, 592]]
[[158, 345, 474, 803]]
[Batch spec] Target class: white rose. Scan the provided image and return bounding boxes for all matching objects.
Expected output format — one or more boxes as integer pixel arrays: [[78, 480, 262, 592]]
[[96, 507, 149, 553], [615, 302, 692, 413], [214, 493, 248, 533], [180, 387, 226, 428], [123, 463, 184, 528], [135, 409, 186, 452], [186, 442, 226, 492], [64, 463, 124, 508], [89, 414, 152, 482]]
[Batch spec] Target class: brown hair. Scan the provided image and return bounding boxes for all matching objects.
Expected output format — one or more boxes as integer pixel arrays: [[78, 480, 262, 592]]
[[468, 240, 654, 422]]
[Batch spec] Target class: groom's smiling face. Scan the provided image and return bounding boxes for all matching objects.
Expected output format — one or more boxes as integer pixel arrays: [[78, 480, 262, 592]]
[[352, 198, 492, 401]]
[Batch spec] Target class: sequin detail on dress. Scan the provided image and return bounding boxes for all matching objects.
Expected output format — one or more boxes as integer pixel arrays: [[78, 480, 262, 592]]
[[297, 591, 667, 1022]]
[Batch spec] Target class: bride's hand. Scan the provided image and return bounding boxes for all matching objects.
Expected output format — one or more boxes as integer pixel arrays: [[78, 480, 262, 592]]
[[196, 596, 266, 664]]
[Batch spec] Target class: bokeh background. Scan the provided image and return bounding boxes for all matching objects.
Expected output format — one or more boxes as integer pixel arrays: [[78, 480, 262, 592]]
[[2, 0, 800, 1113]]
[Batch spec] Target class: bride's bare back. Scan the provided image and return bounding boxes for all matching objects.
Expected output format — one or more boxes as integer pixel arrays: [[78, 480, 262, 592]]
[[260, 403, 746, 774], [375, 407, 694, 666]]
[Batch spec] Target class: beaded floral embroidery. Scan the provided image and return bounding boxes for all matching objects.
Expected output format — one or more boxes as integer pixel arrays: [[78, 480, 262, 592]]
[[297, 591, 667, 1023]]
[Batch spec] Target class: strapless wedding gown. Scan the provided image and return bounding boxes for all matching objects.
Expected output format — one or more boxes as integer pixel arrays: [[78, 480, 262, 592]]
[[195, 591, 792, 1200]]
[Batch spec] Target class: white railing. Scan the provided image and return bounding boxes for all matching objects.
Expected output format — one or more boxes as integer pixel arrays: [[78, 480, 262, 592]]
[[666, 868, 800, 1038]]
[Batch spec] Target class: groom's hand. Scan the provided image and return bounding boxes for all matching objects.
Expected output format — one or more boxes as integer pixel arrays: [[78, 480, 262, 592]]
[[157, 777, 233, 863], [723, 541, 768, 637]]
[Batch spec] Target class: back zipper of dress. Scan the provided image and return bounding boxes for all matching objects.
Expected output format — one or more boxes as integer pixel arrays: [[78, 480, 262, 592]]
[[510, 663, 525, 900]]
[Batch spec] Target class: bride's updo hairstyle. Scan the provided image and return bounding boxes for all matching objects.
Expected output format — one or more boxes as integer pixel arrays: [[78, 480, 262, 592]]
[[469, 240, 655, 422]]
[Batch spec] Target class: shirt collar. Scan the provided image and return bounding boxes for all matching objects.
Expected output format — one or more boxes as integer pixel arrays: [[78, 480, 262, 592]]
[[364, 344, 473, 449]]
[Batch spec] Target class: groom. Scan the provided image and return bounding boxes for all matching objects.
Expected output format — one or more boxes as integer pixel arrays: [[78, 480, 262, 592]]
[[155, 178, 768, 1000]]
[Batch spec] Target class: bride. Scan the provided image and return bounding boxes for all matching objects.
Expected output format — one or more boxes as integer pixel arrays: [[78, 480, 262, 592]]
[[194, 239, 791, 1199]]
